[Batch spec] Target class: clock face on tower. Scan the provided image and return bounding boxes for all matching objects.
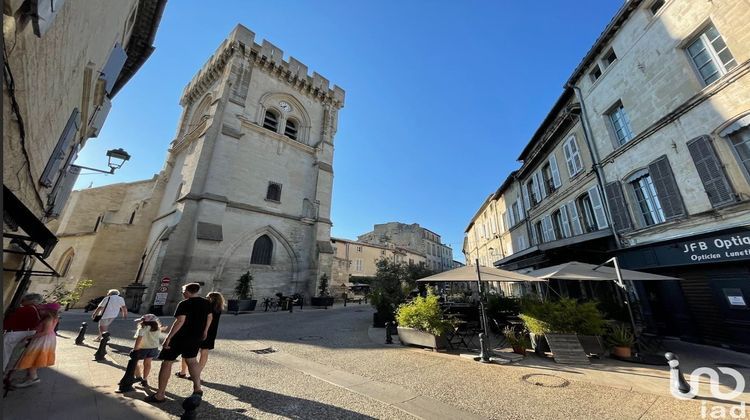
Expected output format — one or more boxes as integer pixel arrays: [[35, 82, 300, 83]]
[[279, 101, 292, 113]]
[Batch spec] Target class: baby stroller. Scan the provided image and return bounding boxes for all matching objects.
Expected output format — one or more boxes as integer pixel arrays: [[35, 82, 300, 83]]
[[2, 338, 31, 397]]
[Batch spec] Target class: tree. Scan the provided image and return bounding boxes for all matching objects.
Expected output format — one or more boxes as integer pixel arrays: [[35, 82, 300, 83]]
[[370, 259, 409, 321], [42, 278, 94, 308], [235, 272, 254, 300], [318, 273, 329, 297]]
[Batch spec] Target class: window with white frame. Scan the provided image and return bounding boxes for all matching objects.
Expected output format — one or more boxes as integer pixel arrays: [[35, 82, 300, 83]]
[[686, 24, 737, 86], [728, 126, 750, 178], [607, 102, 635, 146], [563, 136, 584, 177], [355, 259, 363, 272], [356, 245, 363, 252], [577, 193, 597, 233], [629, 173, 666, 226]]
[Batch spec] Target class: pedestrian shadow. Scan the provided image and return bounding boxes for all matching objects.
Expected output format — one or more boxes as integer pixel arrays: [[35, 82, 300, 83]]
[[200, 380, 377, 419]]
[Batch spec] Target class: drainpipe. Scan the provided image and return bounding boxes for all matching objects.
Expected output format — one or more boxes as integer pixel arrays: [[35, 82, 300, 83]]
[[567, 84, 621, 249]]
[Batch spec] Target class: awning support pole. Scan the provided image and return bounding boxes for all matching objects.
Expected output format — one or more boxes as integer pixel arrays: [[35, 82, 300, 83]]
[[476, 260, 491, 363], [598, 256, 640, 353]]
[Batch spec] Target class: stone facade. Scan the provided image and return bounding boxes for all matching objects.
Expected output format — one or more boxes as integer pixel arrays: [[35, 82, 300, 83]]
[[27, 177, 161, 307], [357, 222, 453, 272], [2, 0, 165, 310], [133, 25, 345, 312], [330, 237, 426, 292], [463, 0, 750, 349]]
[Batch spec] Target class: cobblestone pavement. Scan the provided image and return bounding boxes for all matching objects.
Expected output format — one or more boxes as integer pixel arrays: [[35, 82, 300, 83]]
[[3, 304, 742, 419]]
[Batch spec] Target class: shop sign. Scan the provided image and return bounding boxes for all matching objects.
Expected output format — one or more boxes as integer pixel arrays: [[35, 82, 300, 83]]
[[680, 233, 750, 264], [621, 230, 750, 269]]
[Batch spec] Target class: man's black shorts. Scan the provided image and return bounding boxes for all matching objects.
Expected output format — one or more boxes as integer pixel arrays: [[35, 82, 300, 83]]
[[158, 341, 200, 361]]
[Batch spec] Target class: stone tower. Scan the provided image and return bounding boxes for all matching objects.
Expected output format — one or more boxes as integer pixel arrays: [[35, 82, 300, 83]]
[[138, 25, 345, 312]]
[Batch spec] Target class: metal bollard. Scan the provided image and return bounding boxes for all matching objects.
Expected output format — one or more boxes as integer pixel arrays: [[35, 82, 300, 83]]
[[343, 295, 347, 307], [74, 322, 87, 345], [94, 332, 110, 361], [181, 393, 202, 420], [289, 298, 293, 313], [478, 333, 491, 363], [665, 352, 693, 398], [117, 353, 139, 393], [385, 321, 393, 344]]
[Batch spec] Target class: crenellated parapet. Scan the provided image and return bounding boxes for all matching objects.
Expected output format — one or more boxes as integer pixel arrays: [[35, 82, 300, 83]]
[[180, 24, 345, 110]]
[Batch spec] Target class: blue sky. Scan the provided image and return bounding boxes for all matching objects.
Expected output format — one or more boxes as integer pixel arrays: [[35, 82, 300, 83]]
[[74, 0, 623, 262]]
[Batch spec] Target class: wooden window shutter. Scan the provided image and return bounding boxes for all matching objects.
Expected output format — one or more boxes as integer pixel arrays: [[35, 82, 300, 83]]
[[647, 156, 686, 219], [604, 181, 632, 232], [40, 108, 80, 187], [687, 136, 736, 207]]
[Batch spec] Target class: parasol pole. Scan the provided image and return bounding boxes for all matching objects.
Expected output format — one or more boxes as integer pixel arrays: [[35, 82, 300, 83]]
[[596, 257, 639, 351], [476, 259, 491, 363]]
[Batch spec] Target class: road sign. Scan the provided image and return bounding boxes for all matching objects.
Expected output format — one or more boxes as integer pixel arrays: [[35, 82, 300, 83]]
[[161, 277, 170, 284], [153, 292, 168, 306], [158, 285, 168, 293]]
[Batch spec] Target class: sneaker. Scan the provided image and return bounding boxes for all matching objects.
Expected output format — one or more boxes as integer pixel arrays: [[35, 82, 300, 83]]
[[15, 378, 40, 388], [140, 379, 149, 387]]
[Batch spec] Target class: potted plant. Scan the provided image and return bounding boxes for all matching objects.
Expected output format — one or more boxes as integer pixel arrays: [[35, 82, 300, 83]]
[[607, 324, 635, 359], [227, 272, 257, 314], [310, 274, 335, 308], [395, 292, 450, 350], [503, 327, 531, 356]]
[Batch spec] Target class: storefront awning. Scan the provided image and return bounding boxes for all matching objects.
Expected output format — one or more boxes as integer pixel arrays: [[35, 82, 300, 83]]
[[526, 261, 680, 282], [719, 114, 750, 137]]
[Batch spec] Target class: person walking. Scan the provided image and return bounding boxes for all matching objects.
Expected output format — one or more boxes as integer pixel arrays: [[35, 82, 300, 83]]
[[177, 292, 224, 379], [3, 293, 43, 372], [130, 314, 162, 387], [145, 283, 212, 403], [13, 303, 61, 388], [91, 289, 128, 341]]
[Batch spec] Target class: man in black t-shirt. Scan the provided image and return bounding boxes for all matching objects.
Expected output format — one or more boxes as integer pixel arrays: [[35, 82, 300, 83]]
[[146, 283, 212, 403]]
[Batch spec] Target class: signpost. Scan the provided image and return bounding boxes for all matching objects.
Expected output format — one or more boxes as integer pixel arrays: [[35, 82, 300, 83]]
[[153, 276, 170, 313]]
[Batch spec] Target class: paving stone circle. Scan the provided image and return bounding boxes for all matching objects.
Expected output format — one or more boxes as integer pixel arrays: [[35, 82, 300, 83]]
[[521, 373, 570, 388]]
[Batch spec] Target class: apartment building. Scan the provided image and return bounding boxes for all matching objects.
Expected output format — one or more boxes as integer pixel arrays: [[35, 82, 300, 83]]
[[2, 0, 166, 310], [464, 0, 750, 351], [330, 237, 426, 290], [358, 222, 453, 272]]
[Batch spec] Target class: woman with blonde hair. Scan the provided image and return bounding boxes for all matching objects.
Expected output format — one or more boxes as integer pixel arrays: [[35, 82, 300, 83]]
[[177, 291, 224, 379]]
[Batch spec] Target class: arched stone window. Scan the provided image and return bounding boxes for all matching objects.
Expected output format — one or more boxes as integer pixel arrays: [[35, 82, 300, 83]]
[[284, 118, 298, 140], [183, 94, 212, 141], [263, 109, 279, 132], [56, 248, 75, 277], [250, 235, 273, 265]]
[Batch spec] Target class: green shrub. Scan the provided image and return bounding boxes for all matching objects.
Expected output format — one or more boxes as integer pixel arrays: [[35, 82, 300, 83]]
[[235, 272, 254, 300], [606, 323, 635, 347], [395, 292, 451, 336], [519, 298, 605, 336], [503, 327, 531, 349]]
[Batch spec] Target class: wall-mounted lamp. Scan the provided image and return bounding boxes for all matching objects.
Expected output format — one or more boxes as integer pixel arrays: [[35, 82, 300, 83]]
[[73, 148, 131, 174]]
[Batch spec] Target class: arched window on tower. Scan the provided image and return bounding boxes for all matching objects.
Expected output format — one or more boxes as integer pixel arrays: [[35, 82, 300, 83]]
[[263, 109, 279, 132], [250, 235, 273, 265], [284, 118, 298, 140]]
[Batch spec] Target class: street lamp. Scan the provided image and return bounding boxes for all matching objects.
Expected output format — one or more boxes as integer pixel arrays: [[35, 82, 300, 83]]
[[73, 148, 131, 174]]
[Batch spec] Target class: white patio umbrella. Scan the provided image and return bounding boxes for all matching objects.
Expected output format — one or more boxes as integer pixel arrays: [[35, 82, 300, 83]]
[[525, 261, 680, 282], [416, 265, 545, 283], [417, 262, 544, 363]]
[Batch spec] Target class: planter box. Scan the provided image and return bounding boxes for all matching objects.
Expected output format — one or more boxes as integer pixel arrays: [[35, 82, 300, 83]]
[[397, 327, 447, 350], [227, 299, 257, 314], [530, 333, 550, 356], [310, 297, 334, 308]]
